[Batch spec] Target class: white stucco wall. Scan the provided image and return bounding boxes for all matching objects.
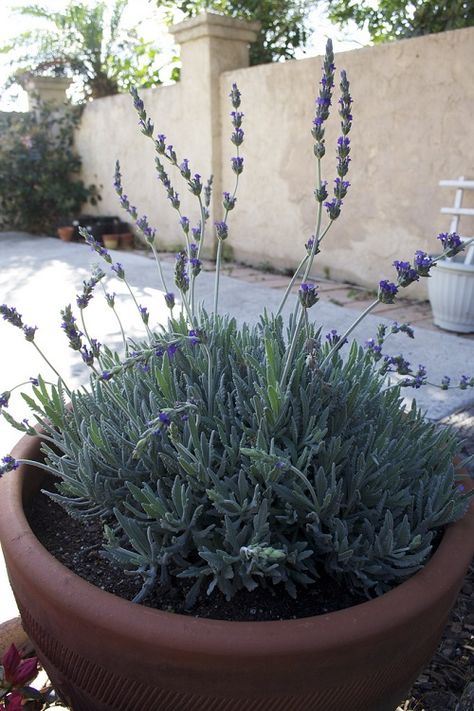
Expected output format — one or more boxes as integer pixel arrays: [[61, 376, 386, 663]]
[[75, 19, 474, 295], [219, 27, 474, 295]]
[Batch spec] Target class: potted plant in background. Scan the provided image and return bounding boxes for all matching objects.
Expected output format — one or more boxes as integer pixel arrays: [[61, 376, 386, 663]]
[[56, 224, 75, 242], [427, 196, 474, 333], [0, 42, 473, 711]]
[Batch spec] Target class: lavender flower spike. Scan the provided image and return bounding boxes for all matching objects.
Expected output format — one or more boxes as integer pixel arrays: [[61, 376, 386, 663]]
[[298, 283, 319, 309], [378, 280, 398, 304], [0, 456, 19, 477], [437, 232, 463, 257]]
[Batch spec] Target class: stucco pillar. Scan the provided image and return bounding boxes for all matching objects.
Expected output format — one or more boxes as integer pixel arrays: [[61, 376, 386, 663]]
[[170, 12, 259, 253], [25, 77, 71, 110]]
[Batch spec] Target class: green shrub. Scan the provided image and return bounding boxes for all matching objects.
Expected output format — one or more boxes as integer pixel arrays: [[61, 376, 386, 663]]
[[0, 101, 100, 233], [33, 312, 466, 605]]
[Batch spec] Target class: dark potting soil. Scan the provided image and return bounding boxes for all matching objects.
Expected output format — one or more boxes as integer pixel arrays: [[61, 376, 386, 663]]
[[27, 490, 368, 622]]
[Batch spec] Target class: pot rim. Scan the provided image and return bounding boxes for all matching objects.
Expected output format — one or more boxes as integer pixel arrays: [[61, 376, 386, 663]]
[[1, 432, 473, 659], [430, 255, 474, 274]]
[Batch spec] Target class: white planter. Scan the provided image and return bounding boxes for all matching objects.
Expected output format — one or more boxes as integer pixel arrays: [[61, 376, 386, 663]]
[[428, 256, 474, 333]]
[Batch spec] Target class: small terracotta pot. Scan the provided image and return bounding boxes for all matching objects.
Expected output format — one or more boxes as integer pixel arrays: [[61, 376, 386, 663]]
[[102, 234, 119, 250], [119, 232, 134, 250], [57, 226, 74, 242], [0, 433, 473, 711]]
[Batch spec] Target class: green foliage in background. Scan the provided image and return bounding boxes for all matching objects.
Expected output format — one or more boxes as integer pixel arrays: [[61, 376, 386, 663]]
[[1, 0, 169, 101], [0, 101, 100, 233], [160, 0, 318, 64], [327, 0, 474, 43]]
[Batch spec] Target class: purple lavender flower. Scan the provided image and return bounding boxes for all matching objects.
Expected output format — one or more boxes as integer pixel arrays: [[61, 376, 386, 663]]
[[231, 128, 244, 147], [105, 292, 116, 308], [0, 305, 23, 329], [298, 283, 319, 309], [413, 365, 427, 388], [113, 160, 123, 195], [229, 83, 241, 109], [337, 136, 351, 156], [223, 192, 237, 211], [414, 250, 434, 277], [390, 322, 415, 338], [231, 156, 244, 175], [311, 39, 335, 158], [231, 111, 244, 128], [393, 260, 419, 288], [136, 216, 156, 243], [80, 346, 94, 366], [314, 181, 328, 203], [189, 243, 202, 277], [168, 189, 180, 210], [437, 232, 463, 257], [100, 371, 113, 381], [22, 325, 37, 342], [389, 355, 411, 375], [0, 455, 19, 476], [365, 339, 383, 361], [76, 269, 105, 310], [81, 230, 113, 264], [459, 374, 469, 390], [0, 392, 10, 408], [91, 339, 101, 358], [188, 329, 200, 346], [441, 375, 451, 390], [338, 70, 352, 136], [326, 329, 346, 347], [111, 263, 125, 279], [30, 377, 39, 386], [215, 221, 229, 241], [188, 174, 202, 196], [336, 136, 351, 178], [130, 87, 145, 115], [60, 305, 83, 351], [191, 225, 202, 242], [139, 305, 149, 325], [180, 216, 190, 234], [324, 198, 342, 220], [164, 292, 175, 310], [334, 178, 350, 200], [179, 159, 191, 179], [174, 251, 189, 293], [156, 134, 166, 153], [166, 144, 177, 164], [305, 236, 319, 255], [167, 343, 178, 357], [378, 280, 398, 304]]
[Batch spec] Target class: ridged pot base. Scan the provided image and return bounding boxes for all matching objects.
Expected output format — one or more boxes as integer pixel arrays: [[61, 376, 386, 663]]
[[0, 434, 473, 711]]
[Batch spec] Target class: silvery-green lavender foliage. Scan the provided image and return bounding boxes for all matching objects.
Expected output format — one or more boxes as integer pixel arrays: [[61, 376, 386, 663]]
[[1, 40, 472, 606], [32, 311, 466, 604]]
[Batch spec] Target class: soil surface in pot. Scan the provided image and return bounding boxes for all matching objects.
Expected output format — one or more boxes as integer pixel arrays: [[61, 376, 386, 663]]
[[27, 491, 368, 621]]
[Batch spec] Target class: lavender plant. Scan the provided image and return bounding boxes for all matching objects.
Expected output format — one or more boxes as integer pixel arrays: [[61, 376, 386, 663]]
[[1, 41, 473, 608]]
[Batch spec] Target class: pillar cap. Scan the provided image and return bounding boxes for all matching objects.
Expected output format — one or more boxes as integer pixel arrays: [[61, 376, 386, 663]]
[[170, 11, 260, 45], [23, 76, 72, 92]]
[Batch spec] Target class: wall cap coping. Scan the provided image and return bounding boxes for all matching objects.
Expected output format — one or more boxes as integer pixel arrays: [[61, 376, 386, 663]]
[[170, 11, 260, 45], [24, 76, 71, 91]]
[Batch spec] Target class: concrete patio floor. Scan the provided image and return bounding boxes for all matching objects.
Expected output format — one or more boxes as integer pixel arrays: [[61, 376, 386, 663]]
[[1, 232, 474, 625]]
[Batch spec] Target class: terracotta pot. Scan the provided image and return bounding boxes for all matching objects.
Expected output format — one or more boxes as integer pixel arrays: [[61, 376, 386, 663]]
[[119, 232, 134, 250], [0, 433, 473, 711], [57, 226, 74, 242], [102, 234, 119, 250]]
